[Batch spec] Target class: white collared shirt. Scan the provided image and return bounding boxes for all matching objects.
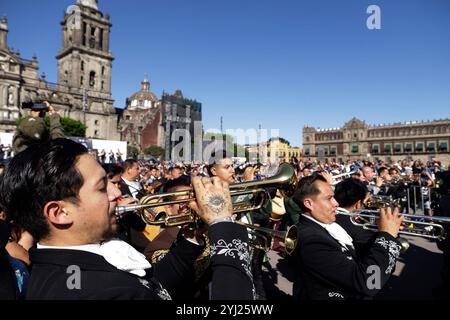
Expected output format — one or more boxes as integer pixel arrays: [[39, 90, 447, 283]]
[[302, 213, 354, 250], [37, 239, 151, 277]]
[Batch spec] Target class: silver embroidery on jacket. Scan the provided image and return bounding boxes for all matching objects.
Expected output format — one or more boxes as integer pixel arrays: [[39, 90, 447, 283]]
[[211, 238, 256, 299], [373, 237, 401, 274]]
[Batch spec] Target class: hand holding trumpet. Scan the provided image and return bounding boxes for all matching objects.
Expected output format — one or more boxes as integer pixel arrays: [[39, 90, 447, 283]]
[[378, 207, 404, 238], [189, 176, 233, 225]]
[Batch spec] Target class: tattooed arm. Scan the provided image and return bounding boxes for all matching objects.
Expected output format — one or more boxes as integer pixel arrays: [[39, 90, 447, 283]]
[[189, 176, 255, 299], [189, 176, 234, 224]]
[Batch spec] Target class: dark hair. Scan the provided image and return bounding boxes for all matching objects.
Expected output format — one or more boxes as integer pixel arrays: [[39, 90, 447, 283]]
[[0, 138, 87, 241], [334, 178, 368, 209], [122, 159, 137, 171], [388, 167, 400, 175], [206, 150, 229, 166], [163, 175, 191, 192], [102, 163, 124, 179], [292, 173, 327, 212], [377, 166, 388, 176]]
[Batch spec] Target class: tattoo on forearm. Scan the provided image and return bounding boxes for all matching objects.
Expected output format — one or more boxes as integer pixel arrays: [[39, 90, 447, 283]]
[[205, 193, 226, 215]]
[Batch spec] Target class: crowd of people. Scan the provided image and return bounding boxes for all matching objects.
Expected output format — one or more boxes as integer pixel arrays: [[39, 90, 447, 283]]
[[1, 100, 450, 301]]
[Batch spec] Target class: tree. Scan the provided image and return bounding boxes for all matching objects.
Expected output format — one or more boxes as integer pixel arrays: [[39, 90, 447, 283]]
[[59, 117, 87, 137], [18, 116, 87, 137], [269, 137, 290, 146], [127, 145, 140, 159], [144, 145, 165, 159]]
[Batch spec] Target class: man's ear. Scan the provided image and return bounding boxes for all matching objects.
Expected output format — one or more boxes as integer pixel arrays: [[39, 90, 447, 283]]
[[303, 197, 314, 212], [210, 166, 217, 176], [43, 201, 73, 226]]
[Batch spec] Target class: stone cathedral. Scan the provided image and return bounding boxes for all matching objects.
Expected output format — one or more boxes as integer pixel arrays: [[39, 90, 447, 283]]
[[0, 0, 119, 140]]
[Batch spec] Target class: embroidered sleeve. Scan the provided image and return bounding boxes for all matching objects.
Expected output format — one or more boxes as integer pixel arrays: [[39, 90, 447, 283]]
[[211, 238, 253, 280], [373, 236, 402, 274], [208, 223, 256, 299]]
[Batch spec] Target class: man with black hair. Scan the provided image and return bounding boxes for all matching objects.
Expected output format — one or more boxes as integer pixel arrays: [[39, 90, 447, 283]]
[[116, 158, 150, 252], [291, 173, 404, 300], [207, 154, 268, 299], [0, 138, 254, 300], [334, 178, 377, 253]]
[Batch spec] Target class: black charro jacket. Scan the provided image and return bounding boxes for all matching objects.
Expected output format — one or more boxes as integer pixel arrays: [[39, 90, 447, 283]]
[[292, 214, 402, 300], [26, 222, 254, 300]]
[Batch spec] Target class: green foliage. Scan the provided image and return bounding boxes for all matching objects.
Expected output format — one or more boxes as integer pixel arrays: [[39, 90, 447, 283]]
[[17, 116, 87, 137], [42, 116, 87, 137], [127, 145, 140, 159], [143, 145, 165, 158], [269, 137, 290, 146]]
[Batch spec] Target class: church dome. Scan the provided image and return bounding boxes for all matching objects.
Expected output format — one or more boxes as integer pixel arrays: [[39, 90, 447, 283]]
[[127, 76, 158, 109]]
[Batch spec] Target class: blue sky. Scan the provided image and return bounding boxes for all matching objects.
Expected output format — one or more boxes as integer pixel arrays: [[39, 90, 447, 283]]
[[2, 0, 450, 147]]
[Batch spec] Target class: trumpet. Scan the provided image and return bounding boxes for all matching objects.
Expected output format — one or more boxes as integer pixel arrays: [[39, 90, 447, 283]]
[[237, 221, 298, 255], [338, 209, 450, 241], [331, 170, 358, 185], [115, 163, 297, 225], [365, 195, 401, 209]]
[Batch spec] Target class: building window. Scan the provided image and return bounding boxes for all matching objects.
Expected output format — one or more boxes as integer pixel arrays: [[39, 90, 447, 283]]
[[439, 142, 448, 151], [89, 71, 95, 87], [372, 145, 379, 153], [99, 28, 103, 49], [94, 120, 99, 125], [80, 76, 84, 85], [126, 115, 131, 120], [394, 144, 401, 152], [305, 149, 310, 156], [404, 144, 412, 152], [330, 147, 336, 155], [351, 146, 358, 153], [102, 66, 105, 75], [101, 81, 104, 90], [384, 145, 391, 153], [427, 143, 435, 152], [81, 61, 84, 71], [416, 143, 423, 152], [94, 130, 98, 136], [82, 22, 87, 46]]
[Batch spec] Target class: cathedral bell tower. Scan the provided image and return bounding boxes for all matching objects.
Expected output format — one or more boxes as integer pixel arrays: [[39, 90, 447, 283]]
[[57, 0, 113, 109]]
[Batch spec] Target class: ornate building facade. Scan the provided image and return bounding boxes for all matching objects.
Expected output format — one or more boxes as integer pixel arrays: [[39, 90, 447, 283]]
[[119, 81, 202, 160], [303, 117, 450, 163], [0, 0, 119, 139], [160, 90, 202, 160], [246, 140, 302, 164], [119, 77, 163, 152]]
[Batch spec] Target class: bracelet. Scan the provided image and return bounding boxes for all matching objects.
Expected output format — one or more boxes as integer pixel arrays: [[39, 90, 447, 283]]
[[209, 216, 235, 226]]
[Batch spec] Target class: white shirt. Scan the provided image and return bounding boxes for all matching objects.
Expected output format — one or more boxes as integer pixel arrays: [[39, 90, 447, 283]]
[[37, 239, 151, 277], [302, 213, 354, 250], [122, 177, 143, 199]]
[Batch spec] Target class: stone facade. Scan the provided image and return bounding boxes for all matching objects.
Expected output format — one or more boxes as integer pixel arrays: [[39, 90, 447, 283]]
[[303, 117, 450, 164], [119, 77, 163, 153], [119, 83, 203, 160], [160, 90, 202, 161], [0, 0, 119, 140]]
